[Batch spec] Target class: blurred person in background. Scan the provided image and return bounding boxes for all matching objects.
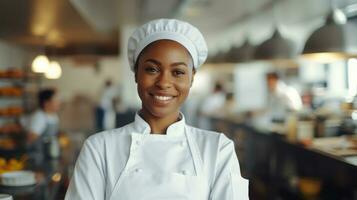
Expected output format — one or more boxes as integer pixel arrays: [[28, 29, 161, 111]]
[[198, 82, 226, 129], [98, 79, 118, 130], [265, 71, 302, 122], [221, 92, 237, 118], [25, 88, 61, 162], [65, 18, 248, 200], [27, 88, 60, 144]]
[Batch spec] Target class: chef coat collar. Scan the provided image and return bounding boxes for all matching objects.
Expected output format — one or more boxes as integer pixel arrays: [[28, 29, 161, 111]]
[[133, 112, 186, 137]]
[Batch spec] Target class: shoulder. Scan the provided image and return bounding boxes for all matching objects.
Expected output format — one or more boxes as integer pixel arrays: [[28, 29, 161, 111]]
[[77, 123, 134, 174], [85, 122, 135, 147], [186, 125, 233, 149], [31, 110, 45, 120], [186, 125, 232, 141], [29, 111, 47, 132]]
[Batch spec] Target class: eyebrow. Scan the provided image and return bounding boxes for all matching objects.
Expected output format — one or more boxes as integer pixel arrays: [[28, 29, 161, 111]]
[[144, 59, 188, 68]]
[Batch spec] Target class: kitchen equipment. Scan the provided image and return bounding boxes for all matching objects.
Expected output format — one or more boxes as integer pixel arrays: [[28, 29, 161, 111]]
[[0, 194, 12, 200], [43, 136, 60, 159], [297, 120, 314, 141], [0, 171, 36, 187]]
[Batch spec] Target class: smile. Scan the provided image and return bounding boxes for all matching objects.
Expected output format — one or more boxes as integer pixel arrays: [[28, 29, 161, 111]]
[[153, 95, 174, 101]]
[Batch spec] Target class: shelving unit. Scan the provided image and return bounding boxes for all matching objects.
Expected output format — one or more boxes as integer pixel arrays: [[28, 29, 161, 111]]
[[0, 67, 41, 157]]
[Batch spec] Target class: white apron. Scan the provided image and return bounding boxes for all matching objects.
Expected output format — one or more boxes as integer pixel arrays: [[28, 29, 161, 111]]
[[108, 127, 209, 200]]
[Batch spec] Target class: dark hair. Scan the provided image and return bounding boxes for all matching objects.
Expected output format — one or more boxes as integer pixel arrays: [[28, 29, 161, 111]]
[[38, 88, 56, 109], [214, 82, 223, 92], [266, 72, 279, 80], [105, 79, 112, 87], [226, 92, 234, 100]]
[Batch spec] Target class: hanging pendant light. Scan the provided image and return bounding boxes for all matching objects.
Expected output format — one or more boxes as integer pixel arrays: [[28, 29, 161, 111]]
[[254, 29, 295, 60], [45, 61, 62, 79], [302, 8, 357, 62], [32, 55, 50, 73], [209, 50, 229, 63], [230, 40, 255, 63], [253, 0, 296, 61]]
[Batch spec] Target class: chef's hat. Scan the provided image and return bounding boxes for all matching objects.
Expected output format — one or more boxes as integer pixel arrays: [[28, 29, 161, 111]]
[[127, 18, 208, 71]]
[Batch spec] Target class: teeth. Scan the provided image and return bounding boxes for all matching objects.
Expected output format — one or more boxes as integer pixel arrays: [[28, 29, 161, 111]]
[[154, 95, 173, 101]]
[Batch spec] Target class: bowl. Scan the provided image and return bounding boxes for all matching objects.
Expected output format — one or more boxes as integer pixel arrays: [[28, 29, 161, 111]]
[[0, 194, 13, 200], [0, 171, 36, 187]]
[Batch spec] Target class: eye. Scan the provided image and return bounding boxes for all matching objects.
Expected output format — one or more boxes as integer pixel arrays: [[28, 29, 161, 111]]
[[173, 69, 186, 76], [144, 66, 159, 74]]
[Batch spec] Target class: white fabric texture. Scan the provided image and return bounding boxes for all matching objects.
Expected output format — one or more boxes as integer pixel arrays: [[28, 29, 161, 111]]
[[28, 110, 59, 136], [65, 113, 249, 200], [268, 81, 303, 119], [127, 18, 208, 71]]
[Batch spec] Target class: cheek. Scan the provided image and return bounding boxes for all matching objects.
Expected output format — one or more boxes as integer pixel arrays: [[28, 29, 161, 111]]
[[136, 80, 146, 95], [137, 77, 153, 99], [177, 81, 191, 98]]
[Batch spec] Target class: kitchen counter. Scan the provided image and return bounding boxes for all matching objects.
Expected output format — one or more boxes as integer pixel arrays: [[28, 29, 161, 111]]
[[0, 136, 79, 200], [0, 159, 66, 200], [210, 116, 357, 200]]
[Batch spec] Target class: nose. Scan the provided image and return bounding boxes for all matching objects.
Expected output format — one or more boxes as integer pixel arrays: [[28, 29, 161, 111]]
[[155, 71, 172, 89]]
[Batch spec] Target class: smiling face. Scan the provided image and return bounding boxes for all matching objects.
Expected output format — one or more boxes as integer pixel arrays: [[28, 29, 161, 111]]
[[135, 40, 194, 120]]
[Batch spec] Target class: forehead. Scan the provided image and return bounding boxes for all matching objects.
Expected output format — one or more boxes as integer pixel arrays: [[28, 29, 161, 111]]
[[139, 39, 192, 60]]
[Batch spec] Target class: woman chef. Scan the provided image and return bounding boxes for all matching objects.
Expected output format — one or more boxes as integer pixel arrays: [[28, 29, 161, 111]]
[[65, 19, 249, 200]]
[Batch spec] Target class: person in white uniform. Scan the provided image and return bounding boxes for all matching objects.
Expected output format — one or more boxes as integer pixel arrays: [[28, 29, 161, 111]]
[[266, 72, 302, 121], [22, 88, 61, 163], [27, 88, 60, 143], [65, 18, 249, 200], [198, 82, 226, 130], [99, 79, 118, 130]]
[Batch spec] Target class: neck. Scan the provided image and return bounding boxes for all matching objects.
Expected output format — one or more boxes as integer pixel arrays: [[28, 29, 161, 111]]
[[139, 110, 180, 134]]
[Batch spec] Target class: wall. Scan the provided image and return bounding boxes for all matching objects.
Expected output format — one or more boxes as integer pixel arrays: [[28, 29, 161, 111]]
[[0, 40, 33, 69], [41, 56, 123, 103]]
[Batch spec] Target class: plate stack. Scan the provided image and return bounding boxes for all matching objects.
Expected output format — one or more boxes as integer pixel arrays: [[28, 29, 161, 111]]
[[0, 194, 13, 200], [0, 171, 36, 187]]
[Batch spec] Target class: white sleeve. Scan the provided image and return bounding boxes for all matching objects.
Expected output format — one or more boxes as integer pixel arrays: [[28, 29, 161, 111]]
[[209, 134, 249, 200], [65, 138, 106, 200], [29, 112, 47, 135], [284, 87, 303, 111]]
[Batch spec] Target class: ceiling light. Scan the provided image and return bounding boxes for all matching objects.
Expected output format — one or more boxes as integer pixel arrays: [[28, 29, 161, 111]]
[[253, 29, 295, 60], [32, 55, 49, 73], [302, 8, 357, 62], [45, 61, 62, 79], [230, 40, 255, 63]]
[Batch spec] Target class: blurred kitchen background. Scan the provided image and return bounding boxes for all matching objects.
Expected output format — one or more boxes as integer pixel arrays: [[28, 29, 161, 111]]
[[0, 0, 357, 199]]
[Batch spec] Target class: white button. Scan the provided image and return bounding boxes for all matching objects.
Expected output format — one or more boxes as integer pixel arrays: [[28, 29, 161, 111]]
[[135, 140, 140, 145], [180, 141, 186, 147], [181, 170, 187, 175], [135, 168, 142, 173]]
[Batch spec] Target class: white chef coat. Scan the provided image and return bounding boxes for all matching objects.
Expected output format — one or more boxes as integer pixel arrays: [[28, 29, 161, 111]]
[[65, 113, 249, 200], [269, 82, 302, 114]]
